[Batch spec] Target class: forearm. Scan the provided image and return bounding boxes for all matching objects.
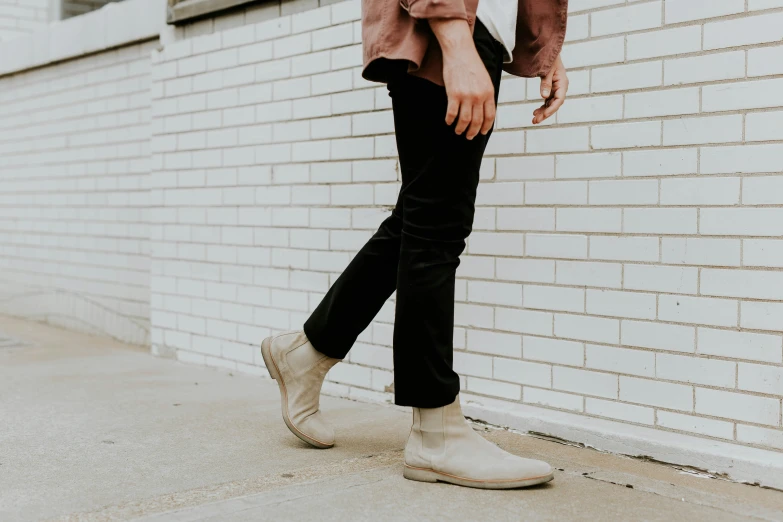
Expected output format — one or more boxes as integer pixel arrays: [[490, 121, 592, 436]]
[[428, 18, 473, 57]]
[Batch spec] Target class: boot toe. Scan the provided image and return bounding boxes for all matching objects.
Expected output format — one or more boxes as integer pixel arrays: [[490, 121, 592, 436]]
[[520, 458, 553, 479], [298, 414, 335, 448]]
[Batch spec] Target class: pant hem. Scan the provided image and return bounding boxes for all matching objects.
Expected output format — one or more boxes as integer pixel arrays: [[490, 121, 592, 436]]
[[303, 322, 345, 360], [394, 390, 459, 409]]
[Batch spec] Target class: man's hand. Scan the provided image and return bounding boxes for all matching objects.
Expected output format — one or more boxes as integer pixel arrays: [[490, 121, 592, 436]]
[[533, 55, 568, 125], [429, 19, 495, 140]]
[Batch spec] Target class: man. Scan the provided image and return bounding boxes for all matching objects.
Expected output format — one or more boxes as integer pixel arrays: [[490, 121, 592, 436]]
[[262, 0, 569, 489]]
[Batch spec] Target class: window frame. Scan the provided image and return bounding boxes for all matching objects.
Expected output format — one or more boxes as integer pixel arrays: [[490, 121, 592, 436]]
[[166, 0, 260, 24]]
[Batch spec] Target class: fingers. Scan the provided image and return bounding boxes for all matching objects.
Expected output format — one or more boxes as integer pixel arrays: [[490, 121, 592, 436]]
[[480, 98, 496, 136], [445, 96, 460, 126], [466, 99, 486, 140], [454, 101, 473, 136], [532, 84, 567, 124], [540, 67, 555, 99]]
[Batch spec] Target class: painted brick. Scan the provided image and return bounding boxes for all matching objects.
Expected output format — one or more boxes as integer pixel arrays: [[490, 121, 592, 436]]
[[468, 232, 525, 256], [657, 353, 736, 388], [587, 344, 655, 377], [527, 127, 589, 153], [621, 320, 695, 353], [467, 329, 522, 358], [623, 148, 697, 177], [742, 175, 783, 205], [737, 425, 783, 451], [592, 62, 662, 93], [526, 234, 588, 259], [454, 351, 493, 378], [746, 111, 783, 142], [526, 181, 587, 205], [556, 260, 622, 289], [696, 388, 780, 426], [496, 258, 555, 283], [556, 152, 621, 179], [468, 376, 521, 400], [625, 88, 700, 119], [624, 264, 697, 295], [665, 0, 745, 24], [627, 26, 702, 60], [591, 121, 661, 149], [703, 79, 783, 113], [589, 179, 658, 205], [700, 208, 783, 237], [561, 37, 625, 68], [586, 398, 654, 425], [555, 313, 620, 344], [524, 387, 584, 412], [663, 115, 743, 146], [494, 358, 552, 387], [524, 284, 585, 313], [556, 208, 622, 233], [554, 367, 618, 399], [703, 11, 783, 50], [741, 302, 783, 332], [657, 411, 735, 439], [664, 51, 745, 86], [701, 269, 783, 301], [659, 295, 738, 328], [748, 45, 783, 77], [738, 363, 783, 396], [587, 289, 657, 320], [621, 376, 693, 411], [496, 155, 555, 180], [660, 177, 740, 206], [744, 239, 783, 268], [497, 208, 556, 232], [524, 336, 585, 366], [589, 236, 659, 263], [661, 238, 741, 267], [624, 208, 697, 235], [495, 307, 554, 336]]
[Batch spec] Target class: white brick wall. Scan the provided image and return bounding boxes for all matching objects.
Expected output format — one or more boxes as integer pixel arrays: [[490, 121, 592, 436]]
[[1, 0, 782, 475], [0, 40, 155, 344]]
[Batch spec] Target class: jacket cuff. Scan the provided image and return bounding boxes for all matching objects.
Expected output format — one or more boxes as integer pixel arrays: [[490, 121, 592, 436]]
[[402, 0, 468, 20]]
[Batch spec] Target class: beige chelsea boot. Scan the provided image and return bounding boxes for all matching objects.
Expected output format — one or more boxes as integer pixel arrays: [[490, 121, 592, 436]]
[[404, 396, 554, 489], [261, 331, 340, 449]]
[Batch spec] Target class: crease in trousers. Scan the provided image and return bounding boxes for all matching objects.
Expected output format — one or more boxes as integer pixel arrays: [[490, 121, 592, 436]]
[[304, 21, 505, 408]]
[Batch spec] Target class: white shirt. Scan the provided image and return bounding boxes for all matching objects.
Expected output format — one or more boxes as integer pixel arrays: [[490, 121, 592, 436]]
[[476, 0, 518, 63]]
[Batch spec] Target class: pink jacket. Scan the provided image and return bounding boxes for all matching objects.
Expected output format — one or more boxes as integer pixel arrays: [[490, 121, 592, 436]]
[[361, 0, 568, 86]]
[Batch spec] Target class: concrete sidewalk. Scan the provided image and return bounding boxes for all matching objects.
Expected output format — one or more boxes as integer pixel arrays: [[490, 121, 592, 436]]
[[1, 316, 782, 522]]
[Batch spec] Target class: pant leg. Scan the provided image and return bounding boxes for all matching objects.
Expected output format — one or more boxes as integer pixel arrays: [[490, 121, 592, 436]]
[[392, 23, 505, 408], [304, 21, 504, 403], [304, 210, 402, 359]]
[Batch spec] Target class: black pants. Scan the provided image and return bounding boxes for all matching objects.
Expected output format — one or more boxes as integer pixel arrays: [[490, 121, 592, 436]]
[[304, 22, 505, 408]]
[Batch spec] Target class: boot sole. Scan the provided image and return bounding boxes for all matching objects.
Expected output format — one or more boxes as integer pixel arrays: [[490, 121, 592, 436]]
[[261, 336, 334, 449], [403, 464, 554, 490]]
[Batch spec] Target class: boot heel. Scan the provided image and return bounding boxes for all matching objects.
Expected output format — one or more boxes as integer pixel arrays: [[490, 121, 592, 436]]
[[261, 338, 278, 380], [403, 465, 439, 483]]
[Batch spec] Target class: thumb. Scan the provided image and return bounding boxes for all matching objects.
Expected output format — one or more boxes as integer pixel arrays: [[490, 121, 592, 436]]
[[540, 70, 555, 99]]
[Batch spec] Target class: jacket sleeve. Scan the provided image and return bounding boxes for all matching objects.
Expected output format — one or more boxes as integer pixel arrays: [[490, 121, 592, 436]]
[[505, 0, 568, 78], [401, 0, 468, 21]]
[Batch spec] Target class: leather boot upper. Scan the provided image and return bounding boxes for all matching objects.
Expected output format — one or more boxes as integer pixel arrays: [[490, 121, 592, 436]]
[[268, 332, 340, 446], [406, 396, 553, 481]]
